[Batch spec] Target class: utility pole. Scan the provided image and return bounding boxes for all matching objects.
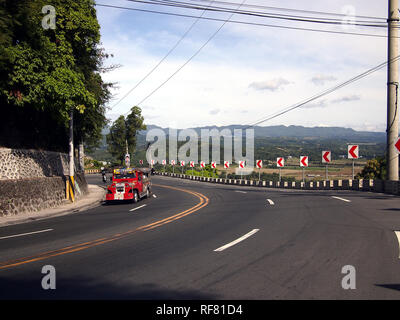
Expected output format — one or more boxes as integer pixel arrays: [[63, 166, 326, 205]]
[[68, 107, 74, 202], [387, 0, 399, 181]]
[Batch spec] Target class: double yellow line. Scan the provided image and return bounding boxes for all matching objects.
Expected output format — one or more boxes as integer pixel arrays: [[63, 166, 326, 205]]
[[0, 184, 209, 270]]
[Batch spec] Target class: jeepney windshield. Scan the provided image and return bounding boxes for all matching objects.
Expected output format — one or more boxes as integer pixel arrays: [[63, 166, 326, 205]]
[[114, 172, 136, 179]]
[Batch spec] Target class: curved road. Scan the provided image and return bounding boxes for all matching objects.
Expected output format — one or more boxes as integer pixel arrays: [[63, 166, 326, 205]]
[[1, 174, 400, 299]]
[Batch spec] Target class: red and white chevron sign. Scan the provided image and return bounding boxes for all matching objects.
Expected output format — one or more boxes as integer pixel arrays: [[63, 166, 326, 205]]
[[151, 159, 155, 165], [276, 157, 284, 167], [239, 160, 245, 168], [139, 160, 143, 165], [395, 138, 400, 153], [256, 160, 262, 168], [224, 161, 230, 169], [211, 162, 216, 169], [200, 161, 206, 168], [322, 151, 331, 163], [162, 159, 166, 165], [190, 161, 195, 167], [348, 145, 359, 159], [171, 160, 175, 166], [300, 156, 308, 167], [180, 160, 185, 166]]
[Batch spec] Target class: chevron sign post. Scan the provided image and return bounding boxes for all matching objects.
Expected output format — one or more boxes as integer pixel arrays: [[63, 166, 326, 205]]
[[239, 160, 245, 180], [224, 161, 230, 179], [348, 145, 359, 179], [322, 151, 331, 180], [256, 160, 262, 181], [277, 157, 284, 182], [171, 159, 175, 174], [189, 161, 195, 177], [180, 160, 185, 174], [200, 161, 206, 177], [300, 156, 308, 183], [211, 162, 216, 169]]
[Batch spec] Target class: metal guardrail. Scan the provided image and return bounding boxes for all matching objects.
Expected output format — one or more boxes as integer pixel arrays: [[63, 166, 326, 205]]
[[155, 172, 400, 196]]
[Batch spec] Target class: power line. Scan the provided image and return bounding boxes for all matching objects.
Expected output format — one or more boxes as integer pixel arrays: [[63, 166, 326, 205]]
[[123, 0, 248, 114], [184, 0, 386, 21], [95, 3, 391, 38], [110, 0, 217, 111], [124, 0, 388, 28], [244, 56, 400, 129]]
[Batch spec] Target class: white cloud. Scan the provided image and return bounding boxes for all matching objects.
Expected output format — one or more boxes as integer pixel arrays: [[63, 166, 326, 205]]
[[311, 74, 337, 86], [301, 100, 328, 109], [97, 0, 389, 131], [332, 95, 361, 103], [209, 108, 220, 115], [249, 78, 291, 92]]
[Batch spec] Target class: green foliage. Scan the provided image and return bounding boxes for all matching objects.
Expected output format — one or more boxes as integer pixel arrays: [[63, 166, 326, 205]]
[[0, 0, 113, 151], [356, 157, 386, 180], [106, 107, 147, 164], [84, 158, 104, 169]]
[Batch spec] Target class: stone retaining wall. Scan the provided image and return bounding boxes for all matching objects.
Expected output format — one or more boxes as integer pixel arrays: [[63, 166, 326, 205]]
[[0, 148, 69, 180], [0, 147, 89, 216], [0, 176, 66, 216]]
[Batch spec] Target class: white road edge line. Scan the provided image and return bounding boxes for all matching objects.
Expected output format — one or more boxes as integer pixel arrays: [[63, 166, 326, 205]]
[[267, 199, 275, 205], [153, 194, 157, 198], [129, 204, 147, 212], [331, 196, 351, 203], [234, 191, 247, 194], [214, 229, 260, 252], [0, 228, 53, 240], [395, 231, 400, 259]]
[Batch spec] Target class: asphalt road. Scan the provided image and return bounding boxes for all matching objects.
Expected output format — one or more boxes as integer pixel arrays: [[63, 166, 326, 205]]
[[1, 174, 400, 299]]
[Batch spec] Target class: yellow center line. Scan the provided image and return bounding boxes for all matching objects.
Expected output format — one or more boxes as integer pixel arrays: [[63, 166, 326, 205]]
[[0, 184, 209, 270]]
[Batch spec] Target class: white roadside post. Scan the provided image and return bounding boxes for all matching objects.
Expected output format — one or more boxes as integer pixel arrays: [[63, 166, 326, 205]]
[[322, 151, 331, 180]]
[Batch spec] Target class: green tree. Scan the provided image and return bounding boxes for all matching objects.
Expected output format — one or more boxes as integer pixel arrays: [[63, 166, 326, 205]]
[[0, 0, 113, 151], [356, 157, 386, 180], [106, 107, 147, 164]]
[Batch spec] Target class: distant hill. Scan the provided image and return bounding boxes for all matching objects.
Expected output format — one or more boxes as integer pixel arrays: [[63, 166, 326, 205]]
[[92, 124, 386, 162], [138, 124, 385, 142]]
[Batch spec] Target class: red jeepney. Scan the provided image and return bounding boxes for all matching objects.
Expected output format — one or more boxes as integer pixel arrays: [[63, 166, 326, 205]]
[[106, 168, 151, 203]]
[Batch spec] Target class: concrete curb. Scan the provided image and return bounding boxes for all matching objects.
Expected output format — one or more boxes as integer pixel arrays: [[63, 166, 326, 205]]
[[0, 184, 105, 227]]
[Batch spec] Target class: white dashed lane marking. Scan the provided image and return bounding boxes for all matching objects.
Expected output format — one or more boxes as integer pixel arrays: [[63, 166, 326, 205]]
[[129, 204, 147, 212], [0, 229, 53, 240], [214, 229, 260, 252]]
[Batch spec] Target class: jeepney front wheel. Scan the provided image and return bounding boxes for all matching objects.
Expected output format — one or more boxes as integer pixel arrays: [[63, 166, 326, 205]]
[[133, 190, 139, 203]]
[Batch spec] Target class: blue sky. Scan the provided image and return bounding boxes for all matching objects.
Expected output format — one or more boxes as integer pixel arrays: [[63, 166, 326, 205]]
[[95, 0, 390, 132]]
